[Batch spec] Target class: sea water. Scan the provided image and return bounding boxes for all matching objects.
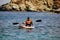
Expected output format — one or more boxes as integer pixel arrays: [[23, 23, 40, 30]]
[[0, 12, 60, 40]]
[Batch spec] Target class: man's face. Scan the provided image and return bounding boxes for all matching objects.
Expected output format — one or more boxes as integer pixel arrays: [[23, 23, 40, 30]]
[[27, 18, 30, 21]]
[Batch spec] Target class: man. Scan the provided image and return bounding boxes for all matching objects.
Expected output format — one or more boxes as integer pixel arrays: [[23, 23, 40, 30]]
[[25, 17, 33, 26]]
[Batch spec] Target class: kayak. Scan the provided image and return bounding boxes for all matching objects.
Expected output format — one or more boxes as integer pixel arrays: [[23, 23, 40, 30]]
[[22, 25, 34, 29], [18, 24, 34, 32], [22, 25, 34, 32], [19, 23, 34, 29], [19, 23, 34, 28]]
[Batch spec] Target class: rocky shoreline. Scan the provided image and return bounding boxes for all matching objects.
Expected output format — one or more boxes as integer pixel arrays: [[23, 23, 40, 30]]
[[0, 0, 60, 13]]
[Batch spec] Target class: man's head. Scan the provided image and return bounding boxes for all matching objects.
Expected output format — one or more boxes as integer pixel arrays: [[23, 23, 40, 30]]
[[27, 17, 30, 19], [27, 17, 30, 21]]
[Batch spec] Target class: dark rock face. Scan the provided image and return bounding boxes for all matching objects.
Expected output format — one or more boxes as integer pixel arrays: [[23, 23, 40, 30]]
[[0, 0, 60, 13]]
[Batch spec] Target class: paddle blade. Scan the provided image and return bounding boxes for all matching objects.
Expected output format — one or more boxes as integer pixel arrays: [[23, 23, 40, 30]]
[[36, 20, 42, 22], [13, 23, 19, 25]]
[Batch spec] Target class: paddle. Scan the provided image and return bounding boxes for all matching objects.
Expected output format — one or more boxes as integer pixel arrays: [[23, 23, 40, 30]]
[[36, 19, 42, 22], [13, 19, 42, 25], [13, 22, 19, 25]]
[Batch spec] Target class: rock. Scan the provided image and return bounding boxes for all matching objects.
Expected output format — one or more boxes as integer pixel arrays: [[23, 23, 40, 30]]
[[18, 4, 26, 11], [4, 4, 12, 11], [0, 0, 60, 13], [26, 1, 37, 11], [10, 3, 20, 11]]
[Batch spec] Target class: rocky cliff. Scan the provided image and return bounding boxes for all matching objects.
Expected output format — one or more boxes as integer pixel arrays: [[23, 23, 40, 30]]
[[0, 0, 60, 13]]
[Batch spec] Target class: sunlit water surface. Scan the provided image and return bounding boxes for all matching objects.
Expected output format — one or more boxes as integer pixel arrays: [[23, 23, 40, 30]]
[[0, 12, 60, 40]]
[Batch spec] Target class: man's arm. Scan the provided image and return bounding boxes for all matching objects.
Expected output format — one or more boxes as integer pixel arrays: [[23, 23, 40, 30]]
[[31, 21, 33, 25]]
